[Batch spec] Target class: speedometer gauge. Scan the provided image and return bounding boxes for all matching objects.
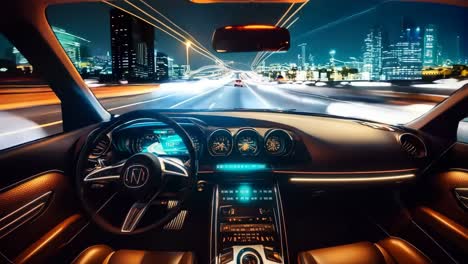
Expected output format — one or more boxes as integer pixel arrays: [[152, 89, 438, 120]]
[[264, 129, 293, 156], [208, 129, 233, 156], [134, 134, 158, 153], [265, 135, 283, 154], [235, 129, 260, 156]]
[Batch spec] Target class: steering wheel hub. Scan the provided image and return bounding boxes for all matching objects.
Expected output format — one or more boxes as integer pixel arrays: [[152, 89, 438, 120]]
[[121, 153, 162, 195]]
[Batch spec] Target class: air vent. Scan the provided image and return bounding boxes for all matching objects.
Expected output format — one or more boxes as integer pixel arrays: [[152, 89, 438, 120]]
[[89, 135, 111, 158], [399, 134, 427, 158]]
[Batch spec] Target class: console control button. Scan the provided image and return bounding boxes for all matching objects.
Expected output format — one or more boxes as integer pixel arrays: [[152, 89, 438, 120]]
[[220, 223, 274, 233], [220, 248, 233, 264]]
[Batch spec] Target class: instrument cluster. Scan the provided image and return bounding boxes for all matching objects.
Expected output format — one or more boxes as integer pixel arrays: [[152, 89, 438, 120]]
[[113, 123, 294, 159], [114, 127, 203, 157], [208, 128, 293, 157]]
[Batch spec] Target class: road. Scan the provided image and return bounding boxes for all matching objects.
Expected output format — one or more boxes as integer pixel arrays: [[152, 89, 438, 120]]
[[0, 77, 456, 150]]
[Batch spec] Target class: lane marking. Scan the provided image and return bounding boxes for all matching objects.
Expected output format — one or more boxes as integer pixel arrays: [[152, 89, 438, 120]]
[[209, 103, 216, 109], [0, 120, 63, 137], [169, 87, 222, 109], [0, 94, 176, 137], [107, 94, 174, 111], [1, 82, 227, 138], [244, 83, 272, 108]]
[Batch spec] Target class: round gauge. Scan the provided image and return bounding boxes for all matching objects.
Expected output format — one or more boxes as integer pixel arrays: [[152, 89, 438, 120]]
[[265, 135, 284, 154], [235, 129, 260, 156], [264, 129, 293, 156], [134, 134, 158, 153], [208, 129, 233, 156]]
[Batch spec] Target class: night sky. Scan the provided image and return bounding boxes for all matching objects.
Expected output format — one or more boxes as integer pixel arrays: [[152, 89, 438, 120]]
[[42, 0, 468, 69]]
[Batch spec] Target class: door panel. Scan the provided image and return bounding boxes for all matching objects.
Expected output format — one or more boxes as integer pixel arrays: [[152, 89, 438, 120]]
[[0, 128, 90, 188], [0, 127, 93, 263], [410, 143, 468, 262]]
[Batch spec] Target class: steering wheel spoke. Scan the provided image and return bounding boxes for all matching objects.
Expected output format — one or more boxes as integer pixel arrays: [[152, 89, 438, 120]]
[[121, 201, 150, 233], [157, 157, 189, 178], [84, 160, 126, 183]]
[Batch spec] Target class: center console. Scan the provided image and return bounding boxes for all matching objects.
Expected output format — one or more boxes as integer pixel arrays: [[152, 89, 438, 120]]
[[211, 183, 288, 264]]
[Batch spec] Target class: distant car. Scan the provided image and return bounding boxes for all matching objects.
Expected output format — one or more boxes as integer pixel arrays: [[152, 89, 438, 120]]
[[234, 79, 244, 87], [276, 75, 287, 84]]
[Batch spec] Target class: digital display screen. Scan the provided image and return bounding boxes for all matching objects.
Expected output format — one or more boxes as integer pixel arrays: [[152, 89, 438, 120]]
[[145, 129, 188, 156]]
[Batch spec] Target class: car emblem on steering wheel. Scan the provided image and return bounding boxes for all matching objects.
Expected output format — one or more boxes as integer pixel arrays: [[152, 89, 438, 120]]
[[124, 165, 149, 188]]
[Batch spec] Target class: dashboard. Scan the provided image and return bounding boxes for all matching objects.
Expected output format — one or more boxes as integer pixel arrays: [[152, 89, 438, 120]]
[[88, 111, 429, 183]]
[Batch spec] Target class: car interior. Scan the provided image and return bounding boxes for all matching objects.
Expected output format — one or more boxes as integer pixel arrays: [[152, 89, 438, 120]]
[[0, 0, 467, 264]]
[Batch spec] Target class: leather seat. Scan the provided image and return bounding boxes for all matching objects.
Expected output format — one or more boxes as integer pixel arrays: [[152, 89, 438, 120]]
[[72, 245, 195, 264], [298, 237, 430, 264]]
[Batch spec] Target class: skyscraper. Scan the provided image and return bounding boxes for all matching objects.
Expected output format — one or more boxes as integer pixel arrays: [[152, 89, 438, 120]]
[[455, 35, 461, 64], [13, 26, 89, 69], [423, 24, 439, 67], [53, 27, 90, 68], [298, 43, 307, 69], [155, 51, 169, 81], [167, 57, 174, 79], [362, 27, 383, 80], [383, 25, 423, 80], [110, 8, 155, 82]]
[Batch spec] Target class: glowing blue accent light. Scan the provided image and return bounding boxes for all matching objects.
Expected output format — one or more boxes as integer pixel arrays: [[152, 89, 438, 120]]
[[237, 185, 252, 203], [153, 129, 169, 134], [215, 163, 267, 172]]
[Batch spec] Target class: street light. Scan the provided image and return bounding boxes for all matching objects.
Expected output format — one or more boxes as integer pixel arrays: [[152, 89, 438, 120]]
[[329, 49, 336, 68], [185, 41, 192, 73]]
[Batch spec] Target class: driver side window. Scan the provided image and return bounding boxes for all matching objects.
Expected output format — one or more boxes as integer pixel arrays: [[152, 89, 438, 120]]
[[0, 34, 63, 150]]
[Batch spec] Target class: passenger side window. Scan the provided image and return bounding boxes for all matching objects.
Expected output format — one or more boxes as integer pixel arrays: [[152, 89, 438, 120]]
[[0, 34, 63, 150], [458, 117, 468, 143]]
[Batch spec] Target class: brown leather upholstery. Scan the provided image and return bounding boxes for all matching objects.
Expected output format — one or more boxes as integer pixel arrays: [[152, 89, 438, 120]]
[[72, 245, 114, 264], [72, 245, 196, 264], [298, 237, 430, 264]]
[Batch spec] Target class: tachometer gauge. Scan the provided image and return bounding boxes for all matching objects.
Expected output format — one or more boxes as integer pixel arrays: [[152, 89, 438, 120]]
[[265, 135, 283, 154], [208, 129, 233, 156], [264, 129, 293, 156], [235, 129, 260, 156], [134, 134, 158, 153]]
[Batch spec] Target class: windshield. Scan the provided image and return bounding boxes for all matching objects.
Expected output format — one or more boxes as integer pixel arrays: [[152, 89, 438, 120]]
[[40, 0, 467, 124]]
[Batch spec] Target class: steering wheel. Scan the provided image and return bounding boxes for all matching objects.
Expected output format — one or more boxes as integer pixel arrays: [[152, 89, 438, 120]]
[[75, 110, 198, 235]]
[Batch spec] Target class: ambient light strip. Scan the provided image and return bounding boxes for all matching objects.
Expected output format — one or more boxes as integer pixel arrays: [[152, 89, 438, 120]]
[[289, 173, 416, 183]]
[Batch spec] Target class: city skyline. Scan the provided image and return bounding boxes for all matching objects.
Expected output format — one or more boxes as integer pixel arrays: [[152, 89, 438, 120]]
[[1, 0, 466, 81], [43, 0, 466, 70], [3, 11, 466, 83]]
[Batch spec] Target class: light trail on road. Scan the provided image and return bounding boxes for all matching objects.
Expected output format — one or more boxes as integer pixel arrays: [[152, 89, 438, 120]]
[[0, 120, 63, 138], [169, 86, 224, 109], [0, 77, 441, 150], [107, 94, 175, 111]]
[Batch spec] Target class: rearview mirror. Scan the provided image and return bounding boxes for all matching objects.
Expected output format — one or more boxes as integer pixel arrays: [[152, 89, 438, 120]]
[[212, 25, 290, 53]]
